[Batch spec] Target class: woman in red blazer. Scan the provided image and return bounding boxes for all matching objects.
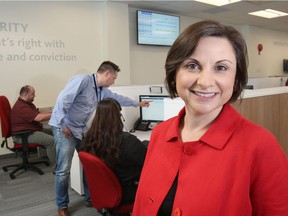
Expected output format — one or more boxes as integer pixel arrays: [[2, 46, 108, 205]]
[[133, 20, 288, 216]]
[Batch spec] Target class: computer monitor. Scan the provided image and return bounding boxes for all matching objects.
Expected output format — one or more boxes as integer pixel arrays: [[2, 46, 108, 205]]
[[139, 95, 169, 122]]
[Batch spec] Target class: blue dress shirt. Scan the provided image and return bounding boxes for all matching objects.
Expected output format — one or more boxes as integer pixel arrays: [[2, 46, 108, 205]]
[[49, 74, 138, 139]]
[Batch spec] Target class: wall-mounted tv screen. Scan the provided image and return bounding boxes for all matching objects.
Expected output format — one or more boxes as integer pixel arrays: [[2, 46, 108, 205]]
[[137, 10, 180, 46]]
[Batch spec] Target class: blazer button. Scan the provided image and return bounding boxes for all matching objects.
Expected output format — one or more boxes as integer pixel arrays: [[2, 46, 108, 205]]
[[183, 145, 194, 156], [173, 207, 182, 216]]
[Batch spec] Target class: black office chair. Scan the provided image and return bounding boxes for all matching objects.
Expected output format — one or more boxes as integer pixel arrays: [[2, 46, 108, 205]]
[[0, 95, 49, 179]]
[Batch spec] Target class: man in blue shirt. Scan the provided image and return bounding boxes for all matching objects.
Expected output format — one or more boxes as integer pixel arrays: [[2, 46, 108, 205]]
[[49, 61, 150, 216]]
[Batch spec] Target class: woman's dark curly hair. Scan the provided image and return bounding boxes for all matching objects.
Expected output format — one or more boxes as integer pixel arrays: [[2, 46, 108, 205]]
[[80, 98, 123, 166], [165, 20, 248, 103]]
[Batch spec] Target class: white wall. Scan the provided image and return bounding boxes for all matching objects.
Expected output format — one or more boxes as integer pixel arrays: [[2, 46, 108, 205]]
[[1, 2, 98, 106], [0, 1, 131, 107], [105, 2, 131, 84], [247, 26, 288, 77]]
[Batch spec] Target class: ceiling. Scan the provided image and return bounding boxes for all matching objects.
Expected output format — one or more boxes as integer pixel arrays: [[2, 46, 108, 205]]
[[116, 0, 288, 33]]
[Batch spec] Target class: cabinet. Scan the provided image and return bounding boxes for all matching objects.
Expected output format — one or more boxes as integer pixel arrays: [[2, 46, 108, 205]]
[[233, 93, 288, 156]]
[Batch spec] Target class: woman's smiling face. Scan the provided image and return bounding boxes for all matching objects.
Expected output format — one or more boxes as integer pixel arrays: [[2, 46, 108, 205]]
[[176, 36, 237, 115]]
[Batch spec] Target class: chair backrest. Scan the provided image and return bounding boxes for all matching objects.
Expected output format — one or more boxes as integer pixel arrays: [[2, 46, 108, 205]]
[[78, 151, 123, 210], [0, 96, 12, 138]]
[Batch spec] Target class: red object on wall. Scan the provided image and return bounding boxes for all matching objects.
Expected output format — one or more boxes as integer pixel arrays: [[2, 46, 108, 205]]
[[258, 44, 263, 55]]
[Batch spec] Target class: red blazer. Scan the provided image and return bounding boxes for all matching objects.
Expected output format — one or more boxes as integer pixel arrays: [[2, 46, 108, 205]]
[[133, 104, 288, 216]]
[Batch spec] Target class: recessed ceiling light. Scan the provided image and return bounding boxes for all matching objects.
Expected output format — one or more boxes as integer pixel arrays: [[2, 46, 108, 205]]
[[195, 0, 241, 6], [249, 9, 288, 19]]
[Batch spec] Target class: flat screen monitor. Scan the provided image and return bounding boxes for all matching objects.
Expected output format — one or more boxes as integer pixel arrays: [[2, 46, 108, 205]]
[[139, 95, 169, 122], [137, 10, 180, 46]]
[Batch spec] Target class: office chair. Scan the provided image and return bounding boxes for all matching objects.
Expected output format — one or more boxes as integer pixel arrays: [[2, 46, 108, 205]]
[[78, 151, 133, 216], [0, 95, 49, 179]]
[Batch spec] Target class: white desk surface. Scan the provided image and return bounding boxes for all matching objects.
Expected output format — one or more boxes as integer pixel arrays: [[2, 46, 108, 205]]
[[130, 130, 152, 141], [70, 130, 152, 195]]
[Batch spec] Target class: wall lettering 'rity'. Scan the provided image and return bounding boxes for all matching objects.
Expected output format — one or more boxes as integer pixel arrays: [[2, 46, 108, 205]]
[[0, 22, 28, 32], [0, 20, 77, 62]]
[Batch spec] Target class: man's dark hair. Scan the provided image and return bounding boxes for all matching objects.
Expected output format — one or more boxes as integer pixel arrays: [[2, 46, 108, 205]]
[[97, 61, 120, 74], [19, 85, 31, 96]]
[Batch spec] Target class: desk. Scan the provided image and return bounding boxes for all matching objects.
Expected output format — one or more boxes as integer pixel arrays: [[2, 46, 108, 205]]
[[130, 130, 151, 141], [70, 130, 152, 195]]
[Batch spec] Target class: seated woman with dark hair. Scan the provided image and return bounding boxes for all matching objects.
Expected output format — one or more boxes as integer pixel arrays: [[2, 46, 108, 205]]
[[80, 98, 147, 206]]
